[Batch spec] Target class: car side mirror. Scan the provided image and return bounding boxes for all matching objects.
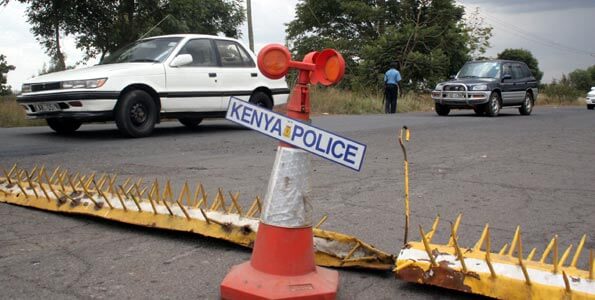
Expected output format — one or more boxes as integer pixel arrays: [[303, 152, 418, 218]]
[[502, 74, 512, 81], [170, 54, 193, 67], [449, 75, 456, 80]]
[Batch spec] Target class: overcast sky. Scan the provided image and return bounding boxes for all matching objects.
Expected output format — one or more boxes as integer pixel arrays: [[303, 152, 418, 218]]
[[1, 0, 594, 90]]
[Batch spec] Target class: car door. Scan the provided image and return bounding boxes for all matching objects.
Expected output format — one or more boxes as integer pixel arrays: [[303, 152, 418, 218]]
[[213, 39, 258, 110], [164, 38, 222, 112], [500, 63, 516, 104], [510, 63, 527, 103]]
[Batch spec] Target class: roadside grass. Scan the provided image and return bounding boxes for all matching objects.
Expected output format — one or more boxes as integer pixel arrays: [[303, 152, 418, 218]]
[[0, 96, 45, 127], [537, 94, 583, 106]]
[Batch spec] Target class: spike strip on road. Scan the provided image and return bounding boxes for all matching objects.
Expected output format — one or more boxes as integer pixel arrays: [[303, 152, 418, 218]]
[[0, 165, 394, 271], [394, 214, 595, 300]]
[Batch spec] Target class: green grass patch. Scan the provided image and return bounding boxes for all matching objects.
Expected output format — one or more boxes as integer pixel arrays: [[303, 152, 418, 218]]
[[0, 96, 45, 127]]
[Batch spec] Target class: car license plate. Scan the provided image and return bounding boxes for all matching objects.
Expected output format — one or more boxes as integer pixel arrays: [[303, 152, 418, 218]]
[[32, 103, 60, 113]]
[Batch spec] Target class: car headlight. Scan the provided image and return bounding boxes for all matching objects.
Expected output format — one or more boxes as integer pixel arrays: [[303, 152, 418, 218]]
[[61, 78, 107, 89], [472, 84, 488, 91], [21, 83, 32, 93], [435, 83, 444, 90]]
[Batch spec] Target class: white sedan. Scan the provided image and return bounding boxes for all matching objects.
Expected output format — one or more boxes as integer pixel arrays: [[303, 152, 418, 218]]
[[587, 87, 595, 110], [17, 34, 290, 137]]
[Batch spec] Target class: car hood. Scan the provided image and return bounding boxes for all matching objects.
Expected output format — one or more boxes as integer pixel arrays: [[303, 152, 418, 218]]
[[444, 78, 497, 85], [25, 63, 164, 84]]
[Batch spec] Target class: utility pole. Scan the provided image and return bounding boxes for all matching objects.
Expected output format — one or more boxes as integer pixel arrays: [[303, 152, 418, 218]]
[[247, 0, 254, 52]]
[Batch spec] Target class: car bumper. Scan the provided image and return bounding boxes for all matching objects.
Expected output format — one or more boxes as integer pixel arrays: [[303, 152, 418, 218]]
[[431, 90, 491, 106], [586, 97, 595, 105], [17, 91, 119, 120]]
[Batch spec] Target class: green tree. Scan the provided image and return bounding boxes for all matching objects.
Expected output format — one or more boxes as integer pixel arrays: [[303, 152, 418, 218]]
[[497, 48, 543, 81], [568, 69, 592, 92], [0, 54, 16, 96]]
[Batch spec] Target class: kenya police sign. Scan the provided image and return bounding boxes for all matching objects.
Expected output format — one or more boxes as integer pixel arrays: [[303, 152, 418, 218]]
[[226, 97, 366, 171]]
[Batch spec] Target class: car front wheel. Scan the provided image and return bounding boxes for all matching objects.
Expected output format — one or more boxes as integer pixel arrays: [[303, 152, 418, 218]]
[[435, 103, 450, 116], [178, 118, 203, 128], [485, 92, 500, 117], [46, 118, 82, 134], [588, 104, 594, 110], [115, 90, 157, 138], [519, 92, 533, 115], [249, 91, 273, 109]]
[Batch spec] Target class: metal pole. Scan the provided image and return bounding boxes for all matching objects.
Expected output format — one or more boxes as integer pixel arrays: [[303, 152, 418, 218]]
[[247, 0, 254, 52]]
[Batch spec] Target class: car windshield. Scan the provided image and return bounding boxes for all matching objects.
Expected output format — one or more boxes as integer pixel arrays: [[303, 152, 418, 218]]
[[457, 62, 501, 79], [100, 37, 183, 64]]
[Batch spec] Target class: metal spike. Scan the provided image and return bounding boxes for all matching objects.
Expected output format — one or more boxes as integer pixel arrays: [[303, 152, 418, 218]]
[[49, 166, 61, 184], [161, 190, 173, 215], [124, 185, 142, 212], [80, 178, 100, 208], [163, 180, 173, 203], [447, 214, 462, 246], [562, 271, 572, 293], [343, 242, 361, 261], [527, 248, 537, 261], [29, 165, 38, 178], [57, 171, 67, 191], [177, 182, 191, 207], [498, 244, 508, 255], [96, 187, 113, 209], [425, 215, 440, 243], [38, 181, 51, 201], [147, 187, 157, 214], [450, 221, 467, 272], [227, 192, 242, 215], [36, 164, 46, 182], [176, 200, 191, 220], [590, 249, 593, 280], [66, 173, 77, 191], [7, 163, 17, 178], [315, 214, 328, 229], [540, 235, 556, 263], [394, 261, 415, 272], [152, 179, 160, 203], [200, 208, 211, 224], [96, 174, 107, 191], [210, 188, 226, 211], [554, 235, 559, 273], [517, 230, 531, 285], [24, 170, 39, 199], [474, 223, 489, 251], [2, 166, 13, 184], [570, 234, 587, 268], [84, 172, 96, 190], [558, 244, 573, 269], [108, 175, 118, 195], [485, 227, 497, 278], [114, 185, 127, 211], [508, 226, 521, 256], [135, 177, 144, 190], [48, 181, 60, 199], [71, 172, 80, 188], [419, 225, 437, 267], [193, 183, 206, 208], [15, 180, 29, 199], [122, 177, 132, 190], [245, 197, 259, 218]]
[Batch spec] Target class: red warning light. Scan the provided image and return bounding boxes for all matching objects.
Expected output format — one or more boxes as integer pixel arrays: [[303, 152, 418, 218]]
[[257, 44, 291, 79], [314, 49, 345, 86]]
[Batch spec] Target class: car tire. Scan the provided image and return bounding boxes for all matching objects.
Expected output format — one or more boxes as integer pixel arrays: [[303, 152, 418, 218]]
[[588, 104, 594, 110], [435, 103, 450, 116], [485, 92, 500, 117], [249, 91, 273, 109], [115, 90, 157, 138], [178, 118, 203, 128], [473, 106, 485, 115], [46, 118, 82, 134], [519, 92, 534, 115]]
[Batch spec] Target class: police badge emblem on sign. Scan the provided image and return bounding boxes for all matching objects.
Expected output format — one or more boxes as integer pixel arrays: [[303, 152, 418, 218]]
[[226, 97, 366, 171]]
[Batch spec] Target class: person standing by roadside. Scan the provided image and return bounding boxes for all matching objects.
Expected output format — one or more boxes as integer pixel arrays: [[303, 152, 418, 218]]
[[384, 62, 402, 114]]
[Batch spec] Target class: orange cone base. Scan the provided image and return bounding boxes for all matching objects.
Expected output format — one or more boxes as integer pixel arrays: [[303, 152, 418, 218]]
[[220, 261, 338, 300]]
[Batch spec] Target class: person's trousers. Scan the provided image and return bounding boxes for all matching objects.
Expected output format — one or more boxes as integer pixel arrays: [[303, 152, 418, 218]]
[[385, 84, 398, 114]]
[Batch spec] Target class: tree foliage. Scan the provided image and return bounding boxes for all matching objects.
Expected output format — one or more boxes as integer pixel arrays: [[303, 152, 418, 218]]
[[0, 54, 16, 96], [286, 0, 492, 90], [497, 48, 543, 81]]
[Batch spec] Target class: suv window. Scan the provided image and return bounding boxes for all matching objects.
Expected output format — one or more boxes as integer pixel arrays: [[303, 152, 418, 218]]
[[520, 64, 533, 78], [177, 39, 217, 67], [511, 63, 525, 79], [215, 40, 255, 67]]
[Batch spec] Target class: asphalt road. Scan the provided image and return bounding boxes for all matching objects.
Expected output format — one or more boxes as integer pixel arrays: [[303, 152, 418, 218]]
[[1, 106, 594, 299]]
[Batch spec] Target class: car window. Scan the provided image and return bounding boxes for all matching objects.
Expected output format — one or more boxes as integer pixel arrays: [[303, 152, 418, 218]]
[[511, 64, 524, 79], [100, 37, 183, 64], [215, 40, 254, 67], [457, 61, 500, 78], [521, 64, 533, 78], [176, 39, 217, 67], [502, 63, 513, 78]]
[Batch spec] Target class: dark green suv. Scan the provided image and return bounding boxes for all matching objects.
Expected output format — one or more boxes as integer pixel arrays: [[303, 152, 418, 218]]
[[431, 60, 539, 116]]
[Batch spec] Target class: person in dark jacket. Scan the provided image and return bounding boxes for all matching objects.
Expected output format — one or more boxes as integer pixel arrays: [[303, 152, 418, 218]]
[[384, 62, 402, 114]]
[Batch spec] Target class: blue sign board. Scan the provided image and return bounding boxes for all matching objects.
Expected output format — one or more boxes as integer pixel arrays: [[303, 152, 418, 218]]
[[225, 97, 366, 171]]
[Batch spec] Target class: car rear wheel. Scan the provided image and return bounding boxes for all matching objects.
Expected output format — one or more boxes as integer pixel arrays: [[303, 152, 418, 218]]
[[178, 118, 203, 128], [115, 90, 157, 138], [249, 91, 273, 109], [588, 104, 594, 110], [519, 92, 533, 115], [485, 92, 500, 117], [46, 118, 82, 134], [435, 103, 450, 116]]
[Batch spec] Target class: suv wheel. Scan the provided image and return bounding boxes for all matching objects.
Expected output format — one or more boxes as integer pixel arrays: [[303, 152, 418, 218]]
[[178, 118, 203, 128], [519, 92, 533, 115], [249, 91, 273, 109], [435, 103, 450, 116], [115, 90, 157, 138], [588, 104, 594, 110], [485, 92, 501, 117], [47, 118, 82, 134]]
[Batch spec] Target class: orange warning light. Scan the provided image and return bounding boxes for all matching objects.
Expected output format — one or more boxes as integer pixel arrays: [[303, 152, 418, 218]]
[[257, 44, 291, 79], [314, 49, 345, 86]]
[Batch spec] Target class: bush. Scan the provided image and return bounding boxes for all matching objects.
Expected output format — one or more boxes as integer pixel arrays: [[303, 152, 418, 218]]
[[0, 96, 45, 127], [540, 83, 582, 105]]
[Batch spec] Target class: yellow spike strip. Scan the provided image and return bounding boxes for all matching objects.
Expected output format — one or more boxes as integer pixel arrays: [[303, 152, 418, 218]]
[[517, 230, 531, 285], [447, 214, 462, 247], [24, 170, 39, 199], [343, 242, 361, 261], [315, 214, 328, 229], [498, 244, 508, 255], [425, 215, 440, 243], [419, 225, 437, 267], [558, 244, 573, 269], [450, 222, 467, 272], [570, 234, 587, 268], [146, 187, 158, 214], [2, 167, 13, 184], [96, 186, 113, 209], [508, 226, 521, 256], [485, 226, 497, 278], [15, 180, 29, 199], [540, 235, 557, 263], [114, 185, 127, 211], [590, 249, 594, 280], [176, 200, 191, 220], [227, 192, 242, 215], [562, 271, 572, 294], [527, 248, 537, 261], [473, 223, 489, 251], [394, 260, 415, 272]]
